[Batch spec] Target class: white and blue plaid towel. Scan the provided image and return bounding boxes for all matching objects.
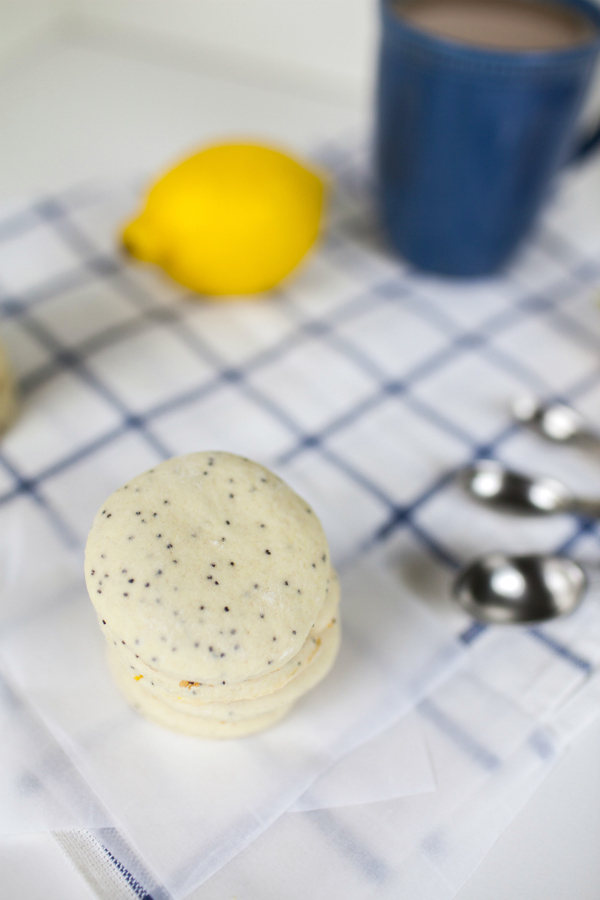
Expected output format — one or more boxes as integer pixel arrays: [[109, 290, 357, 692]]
[[2, 139, 600, 899]]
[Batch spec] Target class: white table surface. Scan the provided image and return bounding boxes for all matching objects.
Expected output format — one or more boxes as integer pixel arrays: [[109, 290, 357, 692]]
[[1, 28, 600, 900]]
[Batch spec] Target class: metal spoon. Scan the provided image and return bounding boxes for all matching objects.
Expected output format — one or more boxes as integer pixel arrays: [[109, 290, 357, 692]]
[[453, 552, 587, 624], [461, 460, 600, 518], [512, 395, 599, 445]]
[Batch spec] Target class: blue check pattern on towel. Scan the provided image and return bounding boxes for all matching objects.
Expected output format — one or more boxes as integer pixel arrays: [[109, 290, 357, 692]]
[[3, 139, 600, 899], [2, 142, 600, 576]]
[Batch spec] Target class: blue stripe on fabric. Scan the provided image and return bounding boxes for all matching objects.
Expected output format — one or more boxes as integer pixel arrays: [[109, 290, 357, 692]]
[[537, 224, 600, 278], [308, 808, 391, 885], [528, 628, 593, 673], [418, 698, 501, 771], [0, 209, 41, 243], [556, 519, 599, 556], [0, 422, 134, 508], [101, 846, 155, 900], [459, 621, 488, 645], [367, 469, 459, 549], [0, 266, 99, 315], [528, 728, 558, 760], [17, 315, 171, 462], [407, 521, 463, 570], [0, 448, 79, 547]]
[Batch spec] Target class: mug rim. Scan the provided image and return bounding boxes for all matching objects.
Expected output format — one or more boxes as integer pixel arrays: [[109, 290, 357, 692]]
[[381, 0, 600, 66]]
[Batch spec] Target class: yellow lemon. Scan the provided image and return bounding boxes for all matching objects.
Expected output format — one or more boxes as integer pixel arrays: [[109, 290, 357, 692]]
[[121, 142, 326, 297]]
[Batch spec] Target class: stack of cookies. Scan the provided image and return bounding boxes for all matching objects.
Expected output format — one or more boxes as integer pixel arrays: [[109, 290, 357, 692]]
[[84, 451, 341, 738]]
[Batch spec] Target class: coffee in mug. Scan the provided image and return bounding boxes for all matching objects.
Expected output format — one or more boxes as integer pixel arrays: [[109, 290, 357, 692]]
[[395, 0, 596, 50]]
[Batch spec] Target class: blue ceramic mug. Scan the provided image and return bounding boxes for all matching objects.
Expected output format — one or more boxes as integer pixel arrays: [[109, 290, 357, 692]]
[[376, 0, 600, 276]]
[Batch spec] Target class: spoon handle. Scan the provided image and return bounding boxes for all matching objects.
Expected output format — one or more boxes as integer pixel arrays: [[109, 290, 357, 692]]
[[569, 498, 600, 519], [576, 431, 600, 451], [560, 426, 600, 450]]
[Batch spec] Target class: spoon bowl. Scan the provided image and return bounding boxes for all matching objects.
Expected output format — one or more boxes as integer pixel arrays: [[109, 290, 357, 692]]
[[453, 552, 587, 624]]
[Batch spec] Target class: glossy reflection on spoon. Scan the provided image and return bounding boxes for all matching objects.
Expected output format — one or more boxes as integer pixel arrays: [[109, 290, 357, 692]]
[[461, 460, 600, 518], [453, 553, 587, 625], [512, 395, 593, 443]]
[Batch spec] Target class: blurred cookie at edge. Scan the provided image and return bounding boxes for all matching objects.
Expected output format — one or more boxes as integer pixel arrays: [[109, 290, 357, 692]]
[[0, 342, 17, 435]]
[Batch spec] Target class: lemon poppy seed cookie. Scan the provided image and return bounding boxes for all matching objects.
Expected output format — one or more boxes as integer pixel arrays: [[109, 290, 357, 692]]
[[110, 655, 293, 739], [108, 567, 340, 704], [85, 451, 341, 737], [107, 618, 340, 722]]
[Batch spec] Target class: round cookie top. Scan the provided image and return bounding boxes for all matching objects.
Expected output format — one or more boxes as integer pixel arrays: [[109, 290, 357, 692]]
[[85, 452, 331, 683]]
